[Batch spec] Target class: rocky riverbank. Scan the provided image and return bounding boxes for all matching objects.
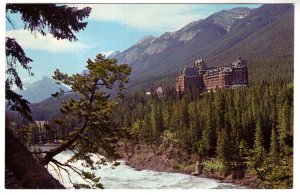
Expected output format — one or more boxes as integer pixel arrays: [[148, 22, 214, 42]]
[[117, 141, 261, 189]]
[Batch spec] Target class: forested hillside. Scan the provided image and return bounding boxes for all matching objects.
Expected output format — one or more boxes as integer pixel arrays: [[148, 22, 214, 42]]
[[114, 81, 293, 188]]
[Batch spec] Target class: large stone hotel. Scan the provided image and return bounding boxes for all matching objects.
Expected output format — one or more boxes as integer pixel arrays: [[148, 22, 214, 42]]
[[176, 56, 248, 93]]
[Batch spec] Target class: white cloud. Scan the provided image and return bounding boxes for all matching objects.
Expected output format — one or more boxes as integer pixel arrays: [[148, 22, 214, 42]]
[[6, 29, 89, 53], [76, 4, 208, 32]]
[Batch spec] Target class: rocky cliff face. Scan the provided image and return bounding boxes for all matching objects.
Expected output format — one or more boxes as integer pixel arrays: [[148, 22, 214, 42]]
[[118, 141, 193, 173], [118, 140, 261, 188], [112, 35, 157, 66]]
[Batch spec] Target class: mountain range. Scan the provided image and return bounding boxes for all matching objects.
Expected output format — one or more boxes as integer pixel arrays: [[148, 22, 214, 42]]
[[8, 4, 293, 120], [16, 76, 69, 103], [109, 4, 294, 91]]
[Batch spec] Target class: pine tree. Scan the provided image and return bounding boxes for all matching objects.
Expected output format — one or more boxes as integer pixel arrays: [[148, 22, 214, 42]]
[[142, 113, 152, 143], [188, 103, 201, 152], [198, 104, 214, 158], [150, 100, 164, 138], [179, 100, 190, 130], [112, 80, 293, 188], [216, 129, 229, 163], [254, 118, 264, 150], [277, 101, 289, 148], [40, 54, 131, 188], [269, 124, 279, 161]]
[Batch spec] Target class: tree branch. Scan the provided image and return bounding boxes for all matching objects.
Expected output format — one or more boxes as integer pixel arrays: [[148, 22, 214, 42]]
[[6, 16, 15, 30], [50, 158, 93, 186], [49, 162, 64, 183], [50, 161, 75, 186], [40, 79, 99, 166]]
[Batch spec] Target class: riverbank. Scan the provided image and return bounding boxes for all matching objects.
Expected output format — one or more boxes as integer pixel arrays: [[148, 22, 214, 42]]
[[117, 141, 261, 189], [47, 150, 242, 189]]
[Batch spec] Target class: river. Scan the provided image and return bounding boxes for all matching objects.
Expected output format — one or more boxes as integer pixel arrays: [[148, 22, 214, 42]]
[[46, 150, 243, 189]]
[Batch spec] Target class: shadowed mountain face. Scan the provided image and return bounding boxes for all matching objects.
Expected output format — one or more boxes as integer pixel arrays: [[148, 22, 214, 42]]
[[17, 76, 69, 103], [109, 7, 251, 78], [109, 4, 293, 91]]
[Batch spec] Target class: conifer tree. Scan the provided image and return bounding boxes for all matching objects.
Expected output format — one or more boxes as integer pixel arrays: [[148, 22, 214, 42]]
[[277, 101, 289, 148], [109, 79, 293, 188], [142, 113, 152, 142], [150, 100, 164, 138], [216, 129, 229, 163], [269, 124, 279, 161], [254, 118, 264, 150], [181, 102, 190, 129], [40, 54, 131, 188]]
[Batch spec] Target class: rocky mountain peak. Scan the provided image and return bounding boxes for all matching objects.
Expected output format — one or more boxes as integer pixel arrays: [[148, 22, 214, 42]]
[[108, 50, 122, 59], [136, 35, 157, 46], [206, 7, 251, 31], [180, 19, 203, 32], [107, 4, 292, 84], [17, 76, 69, 103]]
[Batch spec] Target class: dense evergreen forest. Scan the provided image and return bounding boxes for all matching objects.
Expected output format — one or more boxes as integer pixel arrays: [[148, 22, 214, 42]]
[[8, 57, 294, 188], [112, 67, 293, 188]]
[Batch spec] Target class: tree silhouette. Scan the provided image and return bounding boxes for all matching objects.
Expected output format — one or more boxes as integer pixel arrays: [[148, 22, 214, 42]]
[[5, 4, 91, 120]]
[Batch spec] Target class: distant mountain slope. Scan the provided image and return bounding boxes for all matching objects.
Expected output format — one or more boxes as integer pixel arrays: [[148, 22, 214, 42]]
[[109, 7, 251, 79], [203, 4, 293, 66], [17, 76, 69, 103], [29, 93, 78, 121], [109, 4, 293, 91], [201, 4, 294, 84]]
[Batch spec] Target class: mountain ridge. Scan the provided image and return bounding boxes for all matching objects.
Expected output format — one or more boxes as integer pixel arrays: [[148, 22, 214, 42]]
[[16, 4, 294, 121], [16, 76, 69, 103], [108, 4, 293, 91], [108, 7, 253, 79]]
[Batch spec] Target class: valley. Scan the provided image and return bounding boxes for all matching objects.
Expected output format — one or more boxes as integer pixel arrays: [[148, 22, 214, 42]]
[[5, 3, 294, 189]]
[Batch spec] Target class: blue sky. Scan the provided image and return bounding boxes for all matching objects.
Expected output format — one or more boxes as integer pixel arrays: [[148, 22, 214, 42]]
[[6, 3, 261, 84]]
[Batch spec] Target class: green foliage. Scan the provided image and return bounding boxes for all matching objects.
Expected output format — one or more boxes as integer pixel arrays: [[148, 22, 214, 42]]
[[38, 54, 131, 188], [5, 38, 33, 121], [216, 129, 230, 163], [246, 146, 293, 188], [269, 124, 280, 161], [5, 4, 91, 121], [114, 80, 293, 188], [6, 4, 91, 41], [150, 100, 164, 139], [205, 162, 226, 172], [254, 119, 264, 150]]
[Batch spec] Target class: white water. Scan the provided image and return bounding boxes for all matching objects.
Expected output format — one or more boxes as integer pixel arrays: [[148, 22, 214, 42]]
[[47, 150, 243, 189]]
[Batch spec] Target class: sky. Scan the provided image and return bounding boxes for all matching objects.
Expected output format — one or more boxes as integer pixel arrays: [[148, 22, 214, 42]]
[[5, 3, 262, 84], [2, 2, 300, 192]]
